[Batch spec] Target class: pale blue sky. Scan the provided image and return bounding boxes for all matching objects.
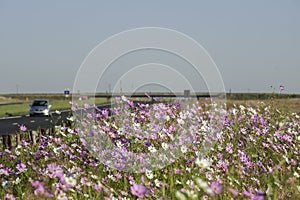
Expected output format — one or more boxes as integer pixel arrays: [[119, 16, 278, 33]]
[[0, 0, 299, 94]]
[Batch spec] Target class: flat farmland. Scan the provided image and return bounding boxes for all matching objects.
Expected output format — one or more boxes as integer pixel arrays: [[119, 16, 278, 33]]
[[0, 94, 110, 118], [0, 94, 299, 199], [1, 93, 300, 118]]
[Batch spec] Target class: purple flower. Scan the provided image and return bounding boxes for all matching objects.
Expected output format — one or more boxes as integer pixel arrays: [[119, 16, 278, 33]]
[[228, 188, 238, 197], [225, 145, 233, 154], [20, 125, 27, 132], [84, 103, 90, 109], [47, 163, 64, 179], [144, 141, 151, 147], [144, 92, 152, 99], [0, 168, 9, 176], [244, 190, 255, 199], [253, 190, 266, 200], [279, 84, 285, 91], [130, 184, 148, 198], [128, 100, 135, 108], [210, 181, 223, 195], [32, 181, 45, 196], [174, 169, 181, 174], [5, 194, 15, 200], [32, 185, 53, 198], [16, 163, 27, 173], [94, 184, 103, 193]]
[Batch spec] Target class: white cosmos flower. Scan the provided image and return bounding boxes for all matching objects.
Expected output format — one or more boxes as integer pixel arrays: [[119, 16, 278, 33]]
[[53, 147, 61, 155], [186, 190, 198, 199], [239, 105, 245, 111], [15, 149, 21, 156], [15, 177, 21, 185], [186, 180, 194, 186], [249, 107, 257, 115], [121, 96, 127, 101], [175, 191, 187, 200], [154, 179, 160, 187], [66, 116, 74, 122], [65, 176, 77, 186], [195, 178, 208, 189], [91, 175, 98, 179], [148, 146, 157, 153], [107, 175, 116, 181], [116, 140, 123, 148], [177, 118, 185, 125], [206, 188, 215, 196], [146, 170, 154, 179], [195, 158, 211, 169], [294, 171, 300, 178], [55, 110, 61, 115], [67, 128, 74, 134], [181, 146, 187, 154], [117, 128, 124, 135], [164, 115, 170, 121], [232, 108, 238, 115], [2, 181, 9, 187], [57, 192, 67, 200], [161, 142, 169, 150], [133, 123, 140, 131]]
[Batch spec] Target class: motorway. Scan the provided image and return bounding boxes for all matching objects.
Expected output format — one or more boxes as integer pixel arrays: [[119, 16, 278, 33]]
[[0, 111, 71, 136], [0, 97, 200, 135], [0, 104, 112, 136]]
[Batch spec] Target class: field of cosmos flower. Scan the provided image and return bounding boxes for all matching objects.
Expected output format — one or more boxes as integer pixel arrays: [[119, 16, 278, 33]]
[[0, 96, 299, 200]]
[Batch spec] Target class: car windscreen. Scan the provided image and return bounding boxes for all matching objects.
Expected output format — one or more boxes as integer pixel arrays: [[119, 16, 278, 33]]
[[32, 101, 48, 106]]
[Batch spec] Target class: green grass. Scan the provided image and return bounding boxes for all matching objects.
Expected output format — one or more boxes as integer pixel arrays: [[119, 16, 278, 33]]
[[0, 98, 110, 118]]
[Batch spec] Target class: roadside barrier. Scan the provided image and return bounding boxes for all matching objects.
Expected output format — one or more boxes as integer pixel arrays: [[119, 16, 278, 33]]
[[1, 128, 55, 150]]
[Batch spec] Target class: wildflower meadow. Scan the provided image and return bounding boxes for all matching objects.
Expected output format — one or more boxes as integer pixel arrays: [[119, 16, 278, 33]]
[[0, 96, 299, 199]]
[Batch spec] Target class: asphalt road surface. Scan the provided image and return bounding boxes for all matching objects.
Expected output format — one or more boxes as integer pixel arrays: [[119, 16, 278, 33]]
[[0, 111, 71, 136], [0, 103, 113, 136], [0, 101, 161, 135]]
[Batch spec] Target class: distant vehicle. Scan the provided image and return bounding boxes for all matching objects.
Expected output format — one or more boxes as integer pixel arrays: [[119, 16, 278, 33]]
[[29, 100, 51, 116]]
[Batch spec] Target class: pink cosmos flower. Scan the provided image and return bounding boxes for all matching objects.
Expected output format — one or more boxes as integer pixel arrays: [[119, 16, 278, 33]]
[[0, 168, 9, 176], [226, 145, 234, 154], [130, 184, 148, 198], [228, 188, 238, 197], [20, 125, 27, 132], [94, 184, 103, 193], [244, 190, 255, 199], [210, 181, 223, 195], [32, 181, 46, 196], [47, 163, 64, 179], [5, 194, 15, 200], [144, 92, 152, 99], [16, 163, 27, 173], [84, 103, 90, 109], [279, 84, 285, 91]]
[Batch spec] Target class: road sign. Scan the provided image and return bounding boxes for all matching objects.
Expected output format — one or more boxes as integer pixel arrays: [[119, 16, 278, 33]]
[[64, 89, 70, 98]]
